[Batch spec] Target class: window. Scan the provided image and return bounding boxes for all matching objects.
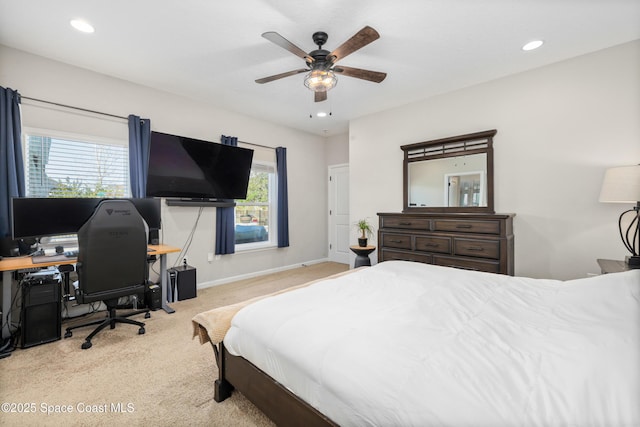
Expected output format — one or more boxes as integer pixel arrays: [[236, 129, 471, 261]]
[[234, 162, 277, 250], [24, 129, 129, 198], [22, 129, 129, 246]]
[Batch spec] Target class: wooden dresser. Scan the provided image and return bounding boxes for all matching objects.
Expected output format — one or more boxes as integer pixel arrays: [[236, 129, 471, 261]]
[[378, 213, 515, 275]]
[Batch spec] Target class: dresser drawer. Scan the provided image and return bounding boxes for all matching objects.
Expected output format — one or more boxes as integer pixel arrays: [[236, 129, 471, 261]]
[[432, 255, 500, 273], [453, 238, 499, 260], [381, 233, 412, 250], [415, 236, 451, 254], [381, 249, 432, 264], [381, 216, 430, 231], [433, 220, 500, 235]]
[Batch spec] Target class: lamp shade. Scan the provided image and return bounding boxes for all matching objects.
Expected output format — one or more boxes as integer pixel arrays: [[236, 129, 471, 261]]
[[599, 165, 640, 203]]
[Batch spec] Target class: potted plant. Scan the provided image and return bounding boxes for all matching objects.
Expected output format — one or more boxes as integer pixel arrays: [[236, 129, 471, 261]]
[[355, 218, 374, 247]]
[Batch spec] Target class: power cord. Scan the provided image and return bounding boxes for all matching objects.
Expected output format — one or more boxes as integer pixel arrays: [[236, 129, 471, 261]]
[[173, 206, 204, 268], [0, 276, 28, 357]]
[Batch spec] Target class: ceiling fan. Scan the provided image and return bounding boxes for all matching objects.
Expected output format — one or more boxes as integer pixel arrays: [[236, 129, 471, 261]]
[[255, 26, 387, 103]]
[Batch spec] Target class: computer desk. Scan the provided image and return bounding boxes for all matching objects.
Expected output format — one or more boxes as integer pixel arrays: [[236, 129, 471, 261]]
[[0, 243, 180, 339]]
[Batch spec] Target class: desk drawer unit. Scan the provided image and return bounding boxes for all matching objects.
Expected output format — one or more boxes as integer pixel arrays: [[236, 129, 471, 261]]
[[378, 213, 514, 275]]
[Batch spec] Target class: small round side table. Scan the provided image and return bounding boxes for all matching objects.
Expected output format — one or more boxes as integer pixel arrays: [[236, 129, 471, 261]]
[[349, 245, 376, 268]]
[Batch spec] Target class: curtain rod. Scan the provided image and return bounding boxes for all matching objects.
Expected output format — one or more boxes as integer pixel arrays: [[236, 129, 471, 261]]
[[238, 140, 275, 151], [21, 95, 129, 121], [22, 96, 276, 150]]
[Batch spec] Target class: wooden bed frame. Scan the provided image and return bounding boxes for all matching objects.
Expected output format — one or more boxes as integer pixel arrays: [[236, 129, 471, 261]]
[[207, 336, 337, 427]]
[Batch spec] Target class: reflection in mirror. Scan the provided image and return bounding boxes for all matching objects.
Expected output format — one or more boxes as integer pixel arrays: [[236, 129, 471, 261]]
[[408, 154, 487, 208]]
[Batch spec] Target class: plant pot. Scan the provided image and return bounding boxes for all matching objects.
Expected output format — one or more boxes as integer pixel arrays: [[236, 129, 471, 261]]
[[358, 238, 368, 247]]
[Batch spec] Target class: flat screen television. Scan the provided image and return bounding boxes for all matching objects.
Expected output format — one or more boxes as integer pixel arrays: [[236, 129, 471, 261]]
[[146, 132, 254, 200]]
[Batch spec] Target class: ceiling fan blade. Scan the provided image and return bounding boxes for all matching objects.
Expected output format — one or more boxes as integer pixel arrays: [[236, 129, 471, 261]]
[[262, 31, 314, 63], [328, 26, 380, 63], [255, 69, 308, 84], [333, 66, 387, 83], [315, 91, 327, 103]]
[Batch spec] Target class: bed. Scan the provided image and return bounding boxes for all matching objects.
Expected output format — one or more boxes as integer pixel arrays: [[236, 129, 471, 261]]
[[192, 261, 640, 426]]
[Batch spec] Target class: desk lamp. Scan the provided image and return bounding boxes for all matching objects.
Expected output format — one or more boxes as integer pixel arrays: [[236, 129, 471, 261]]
[[599, 164, 640, 268]]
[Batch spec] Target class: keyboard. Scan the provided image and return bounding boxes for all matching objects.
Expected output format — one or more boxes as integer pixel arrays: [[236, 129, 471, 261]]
[[31, 250, 79, 264], [32, 254, 70, 264]]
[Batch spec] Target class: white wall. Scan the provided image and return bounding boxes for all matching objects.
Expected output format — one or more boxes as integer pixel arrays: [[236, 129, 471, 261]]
[[325, 133, 349, 166], [350, 40, 640, 280], [0, 45, 331, 286]]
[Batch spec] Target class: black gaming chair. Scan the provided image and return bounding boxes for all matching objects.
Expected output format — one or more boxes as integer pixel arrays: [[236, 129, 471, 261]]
[[64, 199, 150, 349]]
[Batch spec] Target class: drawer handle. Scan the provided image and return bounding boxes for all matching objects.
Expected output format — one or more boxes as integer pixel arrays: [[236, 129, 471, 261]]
[[399, 222, 412, 226], [448, 265, 478, 271], [456, 224, 473, 229], [388, 239, 404, 243], [424, 243, 440, 248], [466, 247, 485, 252]]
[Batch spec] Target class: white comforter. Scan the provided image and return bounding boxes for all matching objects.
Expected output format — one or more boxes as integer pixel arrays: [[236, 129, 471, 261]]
[[224, 261, 640, 427]]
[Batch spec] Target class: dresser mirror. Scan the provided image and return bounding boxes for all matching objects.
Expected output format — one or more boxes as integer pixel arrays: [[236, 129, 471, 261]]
[[402, 130, 496, 213]]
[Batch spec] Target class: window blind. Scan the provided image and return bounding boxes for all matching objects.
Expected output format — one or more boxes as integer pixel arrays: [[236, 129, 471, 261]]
[[25, 133, 129, 198]]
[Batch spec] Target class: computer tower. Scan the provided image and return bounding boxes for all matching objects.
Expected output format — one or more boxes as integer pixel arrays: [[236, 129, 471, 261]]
[[21, 281, 61, 348], [168, 264, 197, 301]]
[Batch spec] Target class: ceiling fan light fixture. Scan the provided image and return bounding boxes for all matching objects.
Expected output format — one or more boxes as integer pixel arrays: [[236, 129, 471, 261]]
[[304, 70, 337, 92]]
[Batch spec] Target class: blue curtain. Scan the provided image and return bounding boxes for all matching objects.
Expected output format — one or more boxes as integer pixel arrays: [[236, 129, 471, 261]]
[[276, 146, 289, 248], [215, 135, 238, 255], [128, 115, 151, 198], [0, 86, 25, 239]]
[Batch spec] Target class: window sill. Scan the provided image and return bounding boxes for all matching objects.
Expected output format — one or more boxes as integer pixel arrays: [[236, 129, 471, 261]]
[[235, 241, 278, 253]]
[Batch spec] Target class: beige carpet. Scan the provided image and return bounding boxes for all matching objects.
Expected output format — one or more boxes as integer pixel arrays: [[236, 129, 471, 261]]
[[0, 262, 349, 426]]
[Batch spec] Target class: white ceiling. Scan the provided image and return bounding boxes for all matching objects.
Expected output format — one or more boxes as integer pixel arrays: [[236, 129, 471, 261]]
[[1, 0, 639, 137]]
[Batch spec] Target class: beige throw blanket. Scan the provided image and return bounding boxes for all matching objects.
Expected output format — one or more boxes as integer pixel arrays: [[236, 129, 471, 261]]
[[192, 268, 359, 345]]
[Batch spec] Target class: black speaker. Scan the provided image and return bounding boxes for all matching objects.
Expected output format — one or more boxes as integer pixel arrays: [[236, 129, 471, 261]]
[[149, 228, 159, 245], [21, 282, 61, 348], [145, 282, 162, 310], [0, 236, 19, 257]]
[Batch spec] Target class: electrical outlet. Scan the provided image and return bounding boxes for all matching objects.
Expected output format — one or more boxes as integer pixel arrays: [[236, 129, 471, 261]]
[[207, 253, 214, 262]]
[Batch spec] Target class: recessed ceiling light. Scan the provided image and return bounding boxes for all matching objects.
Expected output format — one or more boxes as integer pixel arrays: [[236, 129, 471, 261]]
[[70, 19, 95, 33], [317, 112, 328, 118], [522, 40, 543, 51]]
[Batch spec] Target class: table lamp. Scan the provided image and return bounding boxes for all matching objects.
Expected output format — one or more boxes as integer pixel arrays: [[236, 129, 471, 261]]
[[599, 165, 640, 268]]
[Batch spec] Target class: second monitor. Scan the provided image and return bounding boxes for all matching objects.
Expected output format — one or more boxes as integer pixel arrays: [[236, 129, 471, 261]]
[[11, 197, 162, 242]]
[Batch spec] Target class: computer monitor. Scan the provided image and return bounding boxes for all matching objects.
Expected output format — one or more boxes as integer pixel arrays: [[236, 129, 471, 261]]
[[11, 197, 161, 240]]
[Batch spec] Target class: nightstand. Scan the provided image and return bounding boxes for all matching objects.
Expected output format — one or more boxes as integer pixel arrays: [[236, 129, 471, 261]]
[[350, 245, 376, 268], [597, 259, 630, 274]]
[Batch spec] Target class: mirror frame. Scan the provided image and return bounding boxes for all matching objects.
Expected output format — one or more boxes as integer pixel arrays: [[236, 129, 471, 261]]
[[402, 129, 496, 214]]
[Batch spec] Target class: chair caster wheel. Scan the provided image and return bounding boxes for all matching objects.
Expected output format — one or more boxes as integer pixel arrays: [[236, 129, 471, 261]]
[[64, 331, 72, 338], [81, 341, 92, 350], [145, 312, 151, 319], [138, 327, 145, 335]]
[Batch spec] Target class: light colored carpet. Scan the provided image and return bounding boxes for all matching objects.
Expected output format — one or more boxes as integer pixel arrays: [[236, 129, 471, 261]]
[[0, 262, 349, 426]]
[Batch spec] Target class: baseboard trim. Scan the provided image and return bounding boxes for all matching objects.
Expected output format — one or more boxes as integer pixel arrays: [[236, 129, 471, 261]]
[[197, 258, 331, 290]]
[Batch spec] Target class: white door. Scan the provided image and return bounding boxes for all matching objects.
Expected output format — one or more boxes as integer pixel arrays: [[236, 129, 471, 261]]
[[328, 164, 350, 264]]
